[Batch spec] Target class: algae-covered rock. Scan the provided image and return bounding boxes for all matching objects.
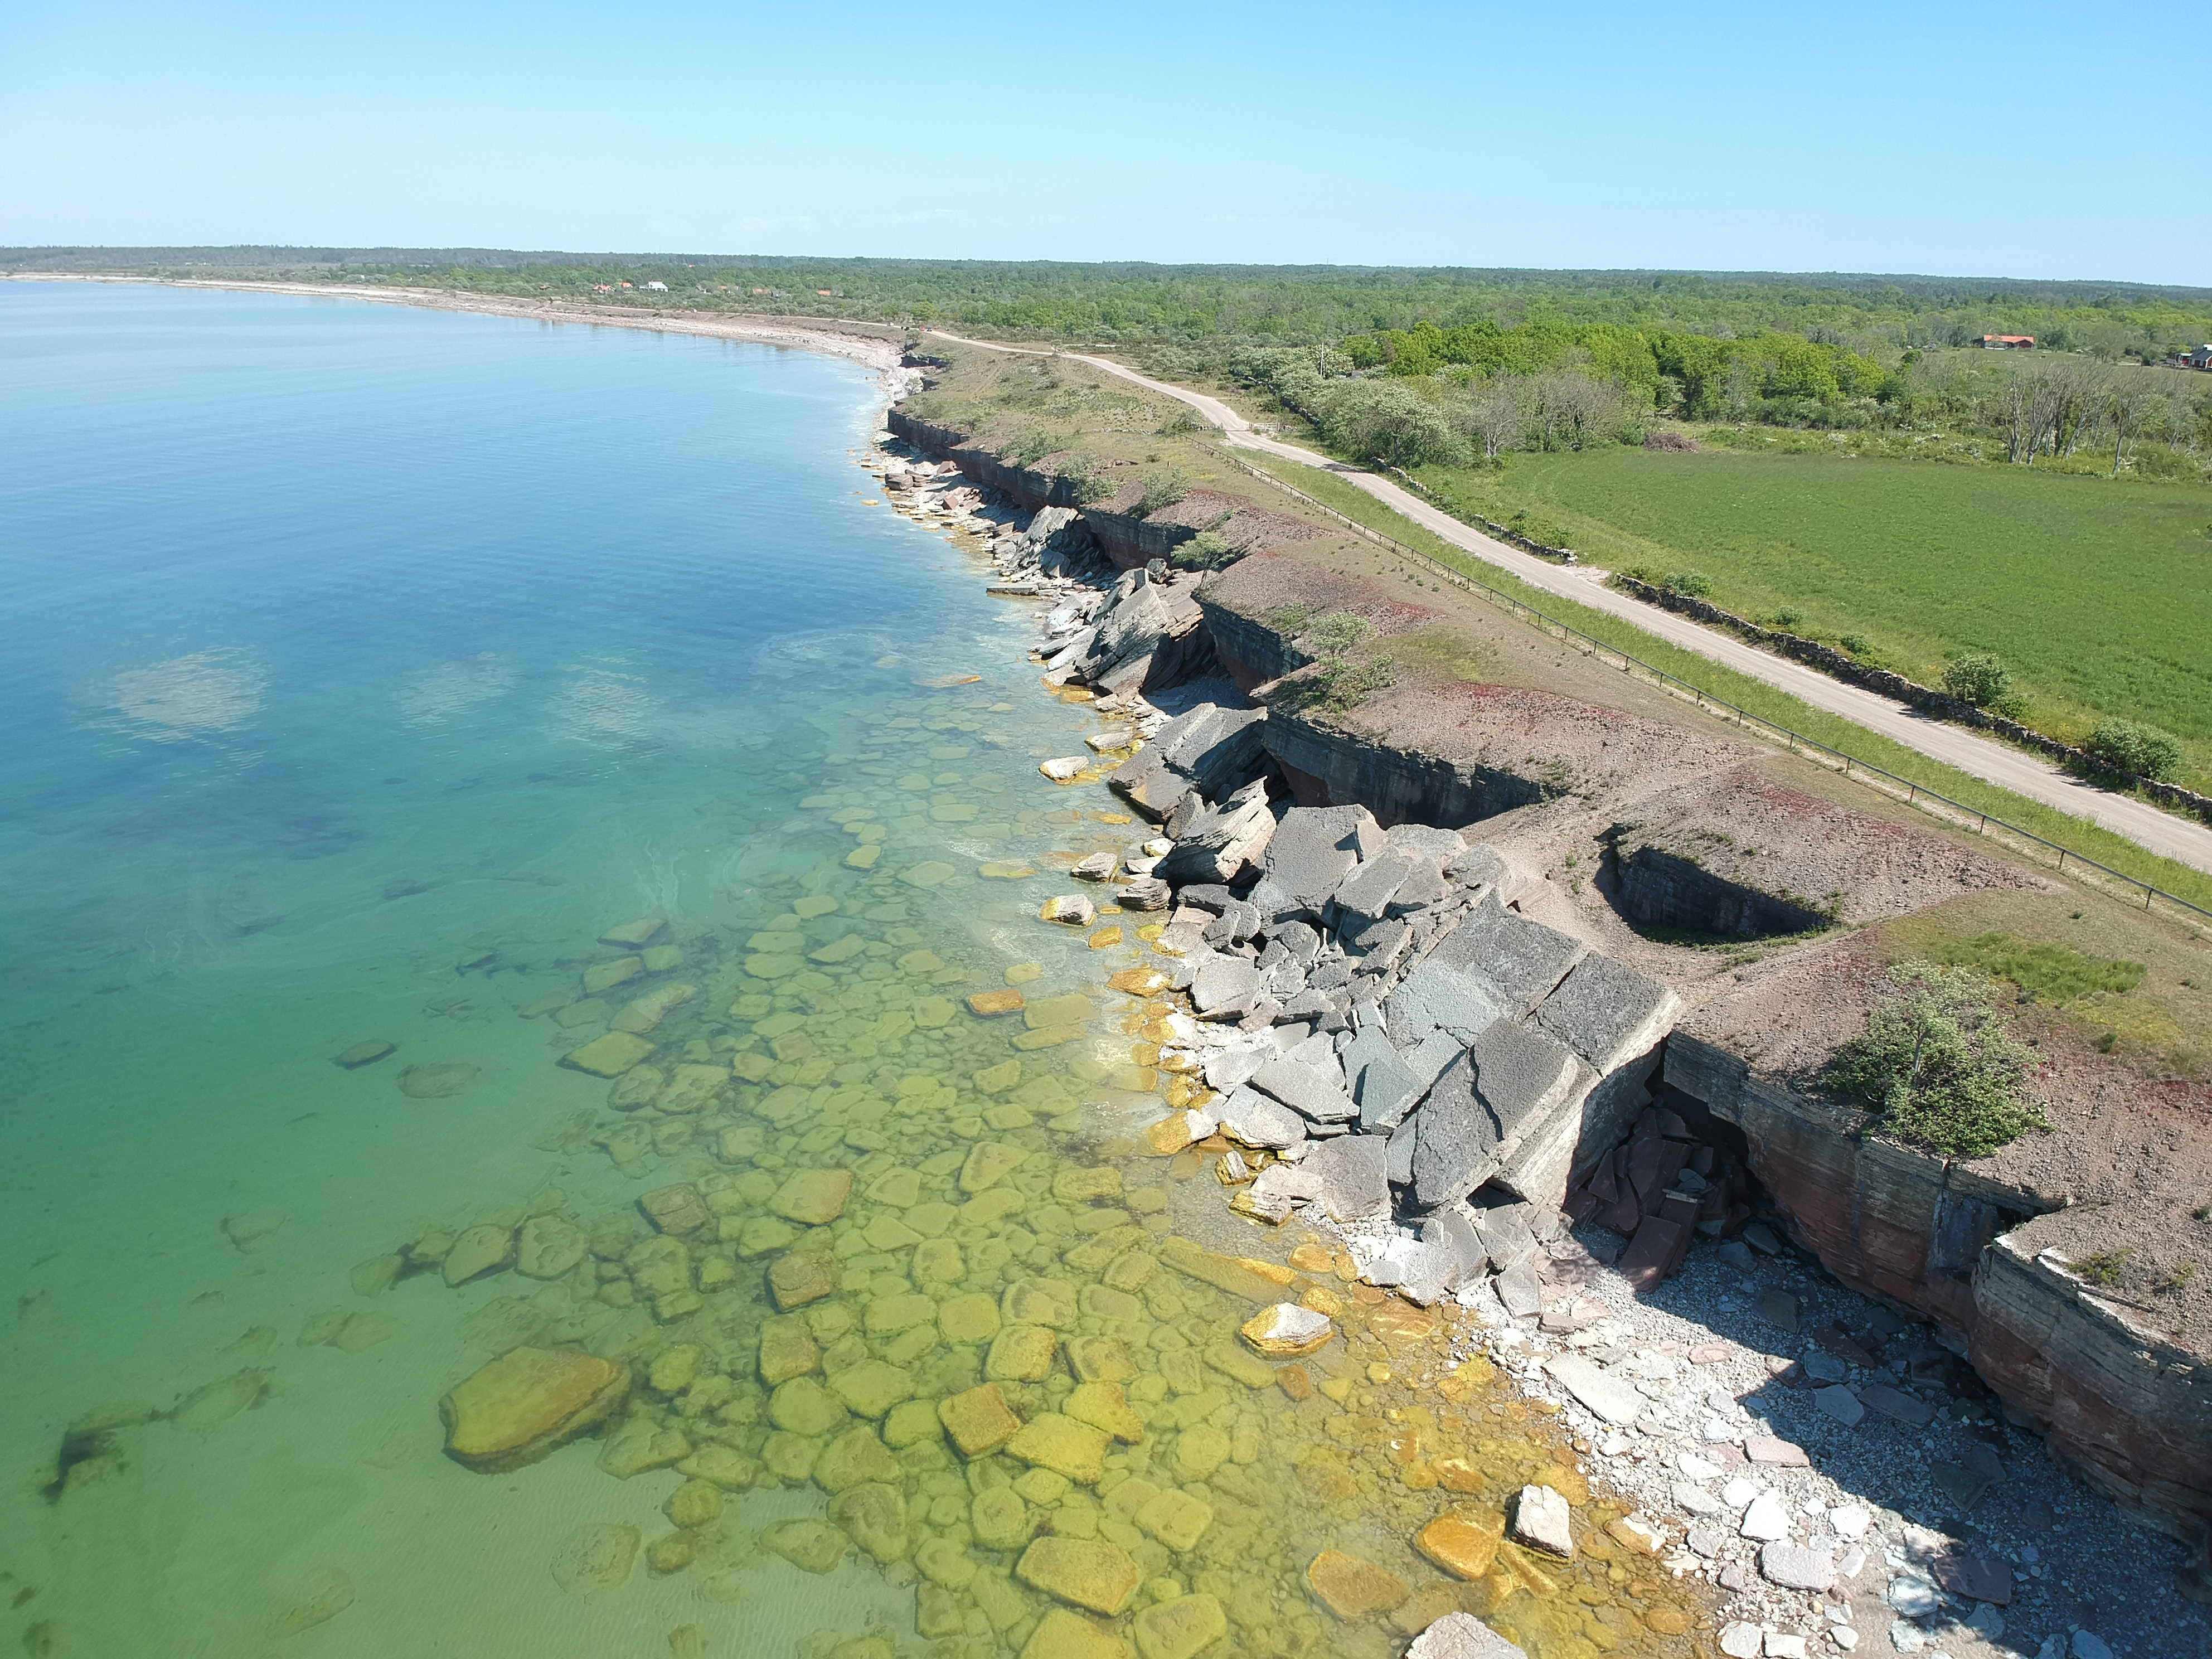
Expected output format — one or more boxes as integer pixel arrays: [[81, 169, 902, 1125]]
[[768, 1251, 837, 1310], [815, 1425, 903, 1492], [676, 1444, 758, 1490], [1016, 1536, 1141, 1616], [760, 1431, 823, 1484], [349, 1253, 404, 1297], [863, 1293, 937, 1338], [549, 1522, 639, 1593], [399, 1063, 478, 1098], [563, 1032, 655, 1077], [1067, 1337, 1137, 1385], [758, 1314, 821, 1385], [828, 1481, 908, 1562], [1415, 1507, 1505, 1580], [771, 1168, 853, 1225], [1052, 1166, 1123, 1202], [442, 1224, 515, 1286], [612, 982, 696, 1035], [939, 1382, 1022, 1457], [514, 1215, 586, 1279], [583, 956, 644, 995], [1064, 1381, 1144, 1444], [1170, 1423, 1230, 1481], [768, 1376, 848, 1438], [1023, 1609, 1133, 1659], [332, 1040, 395, 1070], [882, 1398, 943, 1449], [596, 1417, 690, 1478], [652, 1063, 728, 1115], [959, 1142, 1027, 1193], [971, 1484, 1031, 1549], [986, 1325, 1056, 1382], [273, 1565, 356, 1635], [1001, 1278, 1078, 1328], [1306, 1549, 1410, 1619], [663, 1479, 723, 1530], [913, 1238, 966, 1285], [440, 1347, 627, 1473], [1007, 1413, 1110, 1485], [1132, 1592, 1228, 1659], [1132, 1487, 1214, 1553], [758, 1518, 845, 1574], [639, 1184, 710, 1236], [826, 1359, 914, 1419], [600, 918, 667, 947]]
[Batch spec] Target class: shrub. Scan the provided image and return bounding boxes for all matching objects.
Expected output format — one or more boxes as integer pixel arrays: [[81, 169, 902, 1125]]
[[1286, 612, 1395, 713], [1138, 467, 1190, 515], [1004, 428, 1063, 467], [1663, 571, 1714, 597], [1170, 528, 1236, 570], [1824, 960, 2047, 1158], [1772, 608, 1807, 630], [1940, 651, 2010, 707], [2083, 717, 2184, 782]]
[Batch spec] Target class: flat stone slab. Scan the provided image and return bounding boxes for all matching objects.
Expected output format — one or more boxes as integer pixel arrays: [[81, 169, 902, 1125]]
[[1543, 1355, 1645, 1425], [1213, 1087, 1306, 1149], [1532, 950, 1679, 1072], [1191, 955, 1263, 1019], [1330, 847, 1425, 924], [1815, 1385, 1866, 1427], [1424, 898, 1587, 1016], [1744, 1435, 1811, 1467], [1301, 1133, 1390, 1223], [1859, 1384, 1938, 1426], [1248, 1057, 1356, 1122], [1246, 806, 1373, 919], [1511, 1484, 1574, 1557], [1759, 1543, 1836, 1592], [1932, 1554, 2012, 1606]]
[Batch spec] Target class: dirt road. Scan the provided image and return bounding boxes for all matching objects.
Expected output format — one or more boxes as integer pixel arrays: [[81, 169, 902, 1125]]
[[928, 331, 2212, 880]]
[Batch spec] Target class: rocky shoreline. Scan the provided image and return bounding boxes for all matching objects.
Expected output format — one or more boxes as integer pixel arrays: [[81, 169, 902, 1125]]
[[862, 399, 2206, 1659]]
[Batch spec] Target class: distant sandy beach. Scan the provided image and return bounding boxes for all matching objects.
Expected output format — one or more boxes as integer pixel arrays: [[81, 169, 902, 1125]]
[[2, 269, 910, 376]]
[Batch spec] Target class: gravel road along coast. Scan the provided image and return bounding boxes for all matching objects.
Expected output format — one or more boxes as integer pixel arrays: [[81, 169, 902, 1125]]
[[926, 329, 2212, 882]]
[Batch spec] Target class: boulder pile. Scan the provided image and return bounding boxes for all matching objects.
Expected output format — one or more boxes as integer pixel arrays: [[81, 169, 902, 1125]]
[[1111, 701, 1694, 1308]]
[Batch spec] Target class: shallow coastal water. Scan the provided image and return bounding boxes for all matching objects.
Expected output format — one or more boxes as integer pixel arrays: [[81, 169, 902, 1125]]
[[1, 284, 1695, 1659]]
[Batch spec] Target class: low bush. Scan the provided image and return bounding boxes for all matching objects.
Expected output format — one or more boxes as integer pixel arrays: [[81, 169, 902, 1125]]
[[1824, 960, 2047, 1158], [1940, 651, 2011, 707], [1138, 467, 1190, 515], [1169, 528, 1236, 570], [1663, 571, 1714, 597], [2083, 717, 2184, 782]]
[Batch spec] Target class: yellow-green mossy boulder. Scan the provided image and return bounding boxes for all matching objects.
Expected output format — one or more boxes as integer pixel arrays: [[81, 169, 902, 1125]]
[[440, 1347, 628, 1473], [1015, 1536, 1141, 1616], [912, 1238, 966, 1284], [826, 1359, 914, 1419], [562, 1030, 656, 1077], [914, 1534, 977, 1590], [768, 1376, 849, 1438], [1171, 1423, 1231, 1481], [758, 1519, 845, 1574], [600, 917, 667, 947], [513, 1215, 586, 1279], [760, 1431, 822, 1485], [768, 1251, 837, 1311], [583, 955, 645, 996], [1133, 1488, 1214, 1553], [1239, 1302, 1333, 1359], [1006, 1413, 1110, 1486], [1067, 1337, 1137, 1384], [1022, 1609, 1133, 1659], [652, 1061, 729, 1114], [938, 1292, 1001, 1345], [1414, 1507, 1505, 1580], [1064, 1381, 1144, 1444], [971, 1485, 1030, 1550], [1304, 1549, 1410, 1619], [882, 1398, 944, 1450], [1132, 1593, 1228, 1659], [862, 1292, 938, 1338], [442, 1223, 514, 1286], [1052, 1166, 1123, 1202], [663, 1478, 723, 1530], [1001, 1278, 1078, 1329], [828, 1481, 908, 1563], [938, 1382, 1022, 1457], [758, 1314, 821, 1386], [985, 1325, 1057, 1382], [769, 1168, 853, 1226], [959, 1142, 1027, 1194]]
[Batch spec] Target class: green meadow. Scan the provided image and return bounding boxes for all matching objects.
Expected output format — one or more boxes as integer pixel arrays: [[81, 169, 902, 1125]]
[[1415, 448, 2212, 789]]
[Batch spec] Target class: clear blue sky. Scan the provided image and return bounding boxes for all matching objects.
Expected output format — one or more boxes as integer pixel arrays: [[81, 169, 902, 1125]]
[[3, 0, 2205, 284]]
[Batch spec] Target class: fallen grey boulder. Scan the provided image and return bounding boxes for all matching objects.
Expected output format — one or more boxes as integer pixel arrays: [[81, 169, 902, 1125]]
[[1156, 778, 1278, 886], [1249, 1057, 1357, 1123], [1406, 1613, 1525, 1659], [1244, 804, 1375, 921], [1302, 1134, 1390, 1222], [1511, 1484, 1574, 1557], [1214, 1087, 1306, 1149], [1542, 1355, 1645, 1425], [1191, 956, 1263, 1020], [1533, 952, 1681, 1074]]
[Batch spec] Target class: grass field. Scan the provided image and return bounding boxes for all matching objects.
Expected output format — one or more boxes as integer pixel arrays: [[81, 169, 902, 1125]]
[[1230, 447, 2212, 917], [1411, 448, 2212, 789]]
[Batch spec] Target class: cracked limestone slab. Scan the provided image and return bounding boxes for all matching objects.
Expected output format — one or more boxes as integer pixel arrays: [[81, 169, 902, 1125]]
[[1541, 1355, 1646, 1425], [1248, 1057, 1357, 1123], [1532, 952, 1681, 1075], [1244, 805, 1376, 921], [1301, 1134, 1390, 1223], [1423, 898, 1588, 1018], [1410, 1020, 1584, 1209]]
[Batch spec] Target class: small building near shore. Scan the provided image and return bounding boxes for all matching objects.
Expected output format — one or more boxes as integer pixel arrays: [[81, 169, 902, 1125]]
[[1976, 334, 2036, 349]]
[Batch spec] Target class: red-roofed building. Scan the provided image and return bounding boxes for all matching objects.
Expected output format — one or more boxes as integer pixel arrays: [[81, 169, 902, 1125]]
[[1976, 334, 2035, 349]]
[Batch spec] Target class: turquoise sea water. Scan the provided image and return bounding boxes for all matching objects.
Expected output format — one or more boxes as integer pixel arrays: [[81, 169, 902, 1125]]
[[1, 284, 1676, 1659], [0, 283, 1133, 1655]]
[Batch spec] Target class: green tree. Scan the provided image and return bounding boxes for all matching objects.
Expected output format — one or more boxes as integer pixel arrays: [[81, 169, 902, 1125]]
[[1941, 651, 2011, 706], [1825, 961, 2045, 1158]]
